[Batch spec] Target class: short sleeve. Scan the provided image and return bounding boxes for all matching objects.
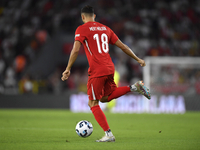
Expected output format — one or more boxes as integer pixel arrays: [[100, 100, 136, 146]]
[[75, 26, 85, 43], [109, 28, 119, 45]]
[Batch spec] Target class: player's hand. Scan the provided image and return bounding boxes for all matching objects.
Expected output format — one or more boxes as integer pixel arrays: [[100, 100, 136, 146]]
[[137, 59, 146, 67], [61, 69, 71, 81]]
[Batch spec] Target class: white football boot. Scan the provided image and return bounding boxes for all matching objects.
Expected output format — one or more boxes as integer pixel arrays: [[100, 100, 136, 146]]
[[96, 135, 115, 142]]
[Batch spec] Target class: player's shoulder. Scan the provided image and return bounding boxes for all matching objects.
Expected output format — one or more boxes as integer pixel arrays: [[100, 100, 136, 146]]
[[99, 22, 114, 33], [92, 22, 113, 33], [95, 22, 105, 26], [95, 22, 110, 29], [75, 24, 87, 34]]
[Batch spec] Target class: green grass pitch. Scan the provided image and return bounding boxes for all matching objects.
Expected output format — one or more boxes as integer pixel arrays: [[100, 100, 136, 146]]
[[0, 109, 200, 150]]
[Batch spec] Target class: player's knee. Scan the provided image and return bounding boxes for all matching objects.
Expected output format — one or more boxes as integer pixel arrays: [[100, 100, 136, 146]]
[[100, 99, 106, 103], [100, 96, 108, 103]]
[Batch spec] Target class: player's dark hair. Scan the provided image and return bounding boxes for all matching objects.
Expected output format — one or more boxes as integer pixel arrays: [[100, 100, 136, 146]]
[[81, 5, 94, 16]]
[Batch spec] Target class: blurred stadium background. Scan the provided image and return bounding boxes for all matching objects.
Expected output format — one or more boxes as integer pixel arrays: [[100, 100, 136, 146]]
[[0, 0, 200, 113]]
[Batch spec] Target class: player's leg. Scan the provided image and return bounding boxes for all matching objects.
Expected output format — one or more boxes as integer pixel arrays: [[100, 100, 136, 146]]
[[87, 77, 115, 142], [100, 76, 151, 103], [107, 81, 151, 101], [88, 100, 110, 133], [89, 100, 115, 142], [100, 86, 130, 103], [100, 74, 131, 103]]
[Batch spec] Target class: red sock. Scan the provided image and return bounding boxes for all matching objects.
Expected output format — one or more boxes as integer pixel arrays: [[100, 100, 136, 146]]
[[91, 105, 109, 131], [108, 86, 130, 102]]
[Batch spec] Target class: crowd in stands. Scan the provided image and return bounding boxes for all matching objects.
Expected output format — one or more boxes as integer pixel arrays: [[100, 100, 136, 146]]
[[0, 0, 200, 94]]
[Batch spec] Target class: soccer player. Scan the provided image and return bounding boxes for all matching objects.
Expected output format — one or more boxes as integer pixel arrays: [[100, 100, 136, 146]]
[[61, 5, 151, 142]]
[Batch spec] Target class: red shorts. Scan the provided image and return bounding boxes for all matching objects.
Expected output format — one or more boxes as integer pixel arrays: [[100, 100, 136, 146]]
[[87, 74, 117, 100]]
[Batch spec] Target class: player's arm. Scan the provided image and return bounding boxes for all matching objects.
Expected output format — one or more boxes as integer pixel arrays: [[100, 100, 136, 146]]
[[114, 39, 146, 67], [61, 40, 82, 81]]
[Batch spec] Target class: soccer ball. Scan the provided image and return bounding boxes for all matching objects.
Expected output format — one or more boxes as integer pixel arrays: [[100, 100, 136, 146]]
[[75, 120, 93, 138]]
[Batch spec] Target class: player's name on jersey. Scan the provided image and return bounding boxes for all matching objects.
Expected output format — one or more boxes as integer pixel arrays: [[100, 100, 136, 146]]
[[89, 26, 107, 31]]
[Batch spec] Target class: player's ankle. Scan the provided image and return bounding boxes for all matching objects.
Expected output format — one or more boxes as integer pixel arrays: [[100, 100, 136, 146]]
[[130, 85, 137, 92], [105, 129, 114, 137]]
